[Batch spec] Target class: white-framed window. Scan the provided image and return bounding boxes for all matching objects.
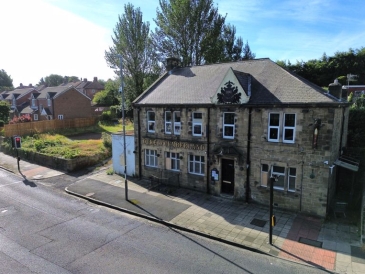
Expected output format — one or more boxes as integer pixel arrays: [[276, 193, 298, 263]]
[[268, 113, 296, 143], [268, 113, 280, 142], [165, 152, 180, 171], [47, 98, 51, 107], [288, 167, 296, 192], [223, 112, 235, 139], [147, 111, 155, 133], [192, 112, 203, 136], [189, 155, 205, 175], [58, 115, 64, 120], [165, 111, 181, 135], [283, 114, 296, 143], [165, 111, 172, 134], [261, 164, 269, 187], [174, 111, 181, 135], [34, 114, 38, 121], [31, 98, 37, 108], [145, 149, 158, 167], [271, 166, 285, 190], [12, 98, 16, 108]]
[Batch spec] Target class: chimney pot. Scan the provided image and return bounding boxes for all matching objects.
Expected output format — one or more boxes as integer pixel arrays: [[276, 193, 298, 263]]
[[166, 57, 180, 72]]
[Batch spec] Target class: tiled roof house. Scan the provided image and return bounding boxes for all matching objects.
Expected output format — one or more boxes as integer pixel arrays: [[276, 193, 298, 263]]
[[132, 58, 352, 217]]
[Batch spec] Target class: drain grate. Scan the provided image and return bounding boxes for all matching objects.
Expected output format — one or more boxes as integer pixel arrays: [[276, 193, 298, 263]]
[[298, 237, 323, 248], [250, 218, 267, 227]]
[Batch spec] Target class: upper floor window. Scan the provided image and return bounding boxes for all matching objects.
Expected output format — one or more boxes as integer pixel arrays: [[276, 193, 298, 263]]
[[192, 112, 203, 136], [145, 149, 158, 167], [165, 111, 181, 135], [283, 114, 296, 143], [165, 152, 180, 171], [47, 98, 51, 107], [268, 113, 296, 143], [147, 111, 155, 133], [189, 155, 205, 175], [223, 112, 235, 139], [12, 98, 16, 107], [174, 111, 181, 135], [31, 98, 37, 108], [165, 111, 172, 134]]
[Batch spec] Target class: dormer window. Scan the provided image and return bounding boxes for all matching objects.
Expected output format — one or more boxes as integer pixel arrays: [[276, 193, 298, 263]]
[[47, 98, 51, 107]]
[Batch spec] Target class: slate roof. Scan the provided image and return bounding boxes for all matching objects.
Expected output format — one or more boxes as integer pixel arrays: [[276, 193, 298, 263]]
[[134, 58, 341, 106], [36, 86, 90, 100]]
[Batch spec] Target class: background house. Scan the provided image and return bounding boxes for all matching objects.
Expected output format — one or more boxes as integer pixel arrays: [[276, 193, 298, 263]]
[[132, 58, 352, 217]]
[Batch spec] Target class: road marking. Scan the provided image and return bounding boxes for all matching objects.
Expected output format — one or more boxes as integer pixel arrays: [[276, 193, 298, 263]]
[[0, 181, 22, 188]]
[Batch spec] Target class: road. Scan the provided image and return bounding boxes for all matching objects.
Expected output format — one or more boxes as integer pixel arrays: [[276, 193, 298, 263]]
[[0, 169, 330, 274]]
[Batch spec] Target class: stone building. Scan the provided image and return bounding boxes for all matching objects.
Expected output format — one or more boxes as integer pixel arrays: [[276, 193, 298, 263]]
[[132, 58, 352, 217]]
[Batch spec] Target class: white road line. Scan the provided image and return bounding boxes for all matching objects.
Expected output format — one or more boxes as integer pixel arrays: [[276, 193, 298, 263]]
[[0, 181, 22, 188]]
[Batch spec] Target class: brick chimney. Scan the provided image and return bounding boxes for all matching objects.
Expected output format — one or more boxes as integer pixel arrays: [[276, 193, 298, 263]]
[[29, 84, 32, 87], [93, 77, 98, 82], [20, 83, 23, 88], [83, 78, 87, 82], [166, 57, 180, 73]]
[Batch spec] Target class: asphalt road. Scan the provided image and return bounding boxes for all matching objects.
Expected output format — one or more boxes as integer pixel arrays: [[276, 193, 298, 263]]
[[0, 169, 331, 274]]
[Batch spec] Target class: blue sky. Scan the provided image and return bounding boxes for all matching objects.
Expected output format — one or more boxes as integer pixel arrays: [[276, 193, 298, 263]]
[[1, 0, 364, 87]]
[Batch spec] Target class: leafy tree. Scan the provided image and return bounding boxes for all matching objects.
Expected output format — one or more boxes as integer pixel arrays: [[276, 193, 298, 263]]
[[92, 79, 120, 106], [40, 74, 64, 87], [105, 3, 162, 112], [152, 0, 226, 66], [0, 101, 10, 123], [0, 69, 13, 91], [277, 47, 365, 87]]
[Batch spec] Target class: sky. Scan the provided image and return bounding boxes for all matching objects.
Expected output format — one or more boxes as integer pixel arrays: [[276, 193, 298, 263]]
[[1, 0, 364, 87]]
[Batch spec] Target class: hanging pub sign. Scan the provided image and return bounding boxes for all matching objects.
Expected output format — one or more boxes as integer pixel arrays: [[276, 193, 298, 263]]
[[312, 119, 321, 149]]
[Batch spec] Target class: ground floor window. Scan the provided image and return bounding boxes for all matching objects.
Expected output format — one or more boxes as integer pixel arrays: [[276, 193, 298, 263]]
[[145, 149, 158, 167], [269, 165, 297, 192], [34, 114, 38, 121], [261, 164, 269, 187], [288, 167, 296, 192], [189, 155, 205, 175], [165, 152, 180, 171], [271, 166, 285, 190]]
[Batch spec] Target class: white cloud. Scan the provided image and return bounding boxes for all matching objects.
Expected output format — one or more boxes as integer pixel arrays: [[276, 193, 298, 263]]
[[0, 0, 115, 87]]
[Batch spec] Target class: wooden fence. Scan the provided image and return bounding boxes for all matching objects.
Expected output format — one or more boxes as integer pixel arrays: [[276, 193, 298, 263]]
[[4, 117, 98, 137]]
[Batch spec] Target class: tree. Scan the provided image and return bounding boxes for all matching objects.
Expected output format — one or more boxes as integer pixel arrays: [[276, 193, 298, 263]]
[[0, 69, 13, 91], [40, 74, 64, 87], [242, 40, 256, 60], [92, 79, 120, 106], [151, 0, 226, 66], [0, 101, 10, 123], [105, 3, 162, 111]]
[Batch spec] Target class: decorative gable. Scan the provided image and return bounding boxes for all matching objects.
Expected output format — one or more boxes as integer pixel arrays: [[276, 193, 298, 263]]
[[211, 68, 250, 105]]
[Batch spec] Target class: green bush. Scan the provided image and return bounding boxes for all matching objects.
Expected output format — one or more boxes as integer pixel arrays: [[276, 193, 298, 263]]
[[102, 132, 112, 150], [0, 120, 4, 127]]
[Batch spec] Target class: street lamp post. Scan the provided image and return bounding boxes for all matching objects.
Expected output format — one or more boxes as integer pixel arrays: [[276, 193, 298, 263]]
[[117, 55, 128, 201]]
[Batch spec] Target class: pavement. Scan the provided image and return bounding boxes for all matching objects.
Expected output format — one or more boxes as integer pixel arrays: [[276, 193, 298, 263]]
[[1, 151, 365, 274]]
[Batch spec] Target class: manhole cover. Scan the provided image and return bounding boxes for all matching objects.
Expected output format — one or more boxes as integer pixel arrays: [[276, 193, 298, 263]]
[[298, 237, 322, 248], [250, 218, 267, 227]]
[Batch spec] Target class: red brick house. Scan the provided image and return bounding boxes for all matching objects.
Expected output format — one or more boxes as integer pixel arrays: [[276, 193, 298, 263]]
[[21, 86, 92, 121]]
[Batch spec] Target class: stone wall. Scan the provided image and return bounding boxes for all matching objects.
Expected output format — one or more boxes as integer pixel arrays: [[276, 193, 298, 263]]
[[1, 145, 108, 172]]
